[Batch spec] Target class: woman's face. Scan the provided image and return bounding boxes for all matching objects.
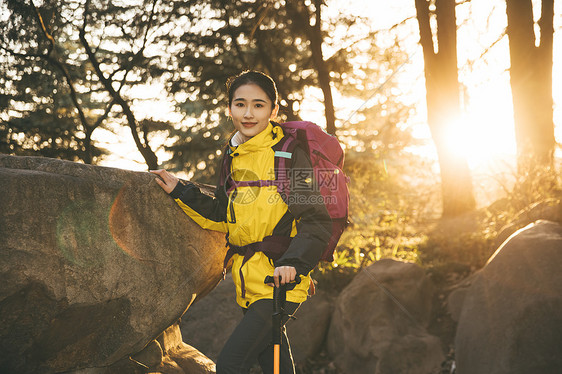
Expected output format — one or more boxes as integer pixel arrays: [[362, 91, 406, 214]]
[[229, 83, 278, 142]]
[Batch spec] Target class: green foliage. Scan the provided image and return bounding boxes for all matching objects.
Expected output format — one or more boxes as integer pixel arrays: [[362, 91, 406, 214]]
[[0, 43, 106, 161], [418, 211, 495, 271], [1, 0, 407, 175], [317, 161, 561, 291], [502, 162, 562, 213], [0, 109, 104, 160], [158, 0, 408, 178], [164, 118, 232, 183], [0, 0, 92, 161], [314, 144, 439, 289], [0, 0, 169, 166], [308, 35, 436, 288]]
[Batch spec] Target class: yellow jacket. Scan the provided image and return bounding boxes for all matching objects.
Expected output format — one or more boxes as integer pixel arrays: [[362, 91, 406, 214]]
[[170, 122, 331, 308]]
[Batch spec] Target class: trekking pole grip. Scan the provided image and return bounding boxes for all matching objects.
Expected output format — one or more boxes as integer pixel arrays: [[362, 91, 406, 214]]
[[264, 275, 287, 346], [272, 286, 284, 346]]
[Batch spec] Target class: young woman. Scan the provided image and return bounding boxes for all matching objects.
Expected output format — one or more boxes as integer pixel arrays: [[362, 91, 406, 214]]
[[151, 71, 331, 374]]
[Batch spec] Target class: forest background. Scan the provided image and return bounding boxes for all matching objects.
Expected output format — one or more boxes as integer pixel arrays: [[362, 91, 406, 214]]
[[1, 0, 561, 283]]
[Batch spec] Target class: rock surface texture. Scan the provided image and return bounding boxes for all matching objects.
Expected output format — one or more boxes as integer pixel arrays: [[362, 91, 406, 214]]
[[285, 290, 333, 364], [327, 259, 444, 374], [152, 322, 216, 374], [0, 155, 226, 374], [454, 220, 562, 374]]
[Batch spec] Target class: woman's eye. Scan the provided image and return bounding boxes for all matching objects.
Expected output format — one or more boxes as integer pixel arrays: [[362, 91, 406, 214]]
[[235, 103, 244, 107], [255, 103, 263, 108]]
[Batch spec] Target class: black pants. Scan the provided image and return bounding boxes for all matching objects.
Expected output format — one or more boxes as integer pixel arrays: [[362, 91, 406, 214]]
[[216, 298, 300, 374]]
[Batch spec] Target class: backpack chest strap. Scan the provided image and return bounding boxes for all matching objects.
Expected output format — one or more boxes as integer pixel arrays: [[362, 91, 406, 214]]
[[223, 235, 292, 298], [226, 179, 291, 196]]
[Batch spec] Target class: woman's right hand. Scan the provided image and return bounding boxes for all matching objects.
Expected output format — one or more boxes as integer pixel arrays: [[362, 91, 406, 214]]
[[150, 169, 179, 194]]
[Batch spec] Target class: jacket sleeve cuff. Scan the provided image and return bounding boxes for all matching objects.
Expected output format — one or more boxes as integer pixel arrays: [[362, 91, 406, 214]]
[[169, 181, 193, 199], [274, 258, 311, 276], [275, 234, 326, 275]]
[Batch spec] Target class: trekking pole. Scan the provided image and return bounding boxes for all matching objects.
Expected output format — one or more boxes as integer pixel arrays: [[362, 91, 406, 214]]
[[272, 281, 284, 374], [264, 275, 301, 374]]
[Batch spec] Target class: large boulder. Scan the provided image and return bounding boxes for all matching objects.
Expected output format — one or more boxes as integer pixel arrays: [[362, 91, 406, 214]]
[[286, 290, 333, 364], [0, 155, 227, 374], [454, 220, 562, 374], [327, 259, 444, 374], [495, 199, 562, 248]]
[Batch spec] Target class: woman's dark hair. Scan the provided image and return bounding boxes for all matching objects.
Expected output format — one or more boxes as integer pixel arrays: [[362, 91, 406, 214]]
[[226, 71, 278, 109]]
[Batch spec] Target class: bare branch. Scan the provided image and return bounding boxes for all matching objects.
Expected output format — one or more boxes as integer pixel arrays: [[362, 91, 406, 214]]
[[141, 0, 159, 52], [476, 30, 507, 62], [92, 99, 116, 129], [30, 0, 55, 55], [249, 2, 271, 41], [80, 0, 158, 169], [388, 16, 417, 33], [29, 0, 92, 136]]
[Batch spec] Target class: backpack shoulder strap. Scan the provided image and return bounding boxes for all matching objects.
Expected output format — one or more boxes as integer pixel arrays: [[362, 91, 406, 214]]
[[269, 126, 301, 202], [271, 125, 300, 179], [218, 143, 233, 187]]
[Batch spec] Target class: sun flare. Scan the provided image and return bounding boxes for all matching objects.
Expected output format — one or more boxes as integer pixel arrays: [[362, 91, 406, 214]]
[[445, 88, 517, 170]]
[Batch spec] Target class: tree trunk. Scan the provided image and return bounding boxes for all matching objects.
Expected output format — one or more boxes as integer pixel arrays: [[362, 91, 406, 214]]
[[83, 127, 93, 164], [415, 0, 476, 217], [506, 0, 555, 170], [310, 0, 336, 135], [285, 0, 337, 135]]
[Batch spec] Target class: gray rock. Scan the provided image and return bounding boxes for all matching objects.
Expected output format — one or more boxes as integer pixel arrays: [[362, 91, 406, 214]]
[[455, 220, 562, 374], [495, 199, 562, 248], [130, 339, 164, 369], [0, 155, 227, 374], [286, 290, 333, 364], [159, 321, 186, 352], [180, 276, 242, 362], [163, 343, 216, 374], [327, 259, 444, 374], [446, 272, 479, 322], [152, 323, 216, 374]]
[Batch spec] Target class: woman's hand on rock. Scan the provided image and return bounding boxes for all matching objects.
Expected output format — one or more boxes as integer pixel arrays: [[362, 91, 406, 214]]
[[150, 169, 179, 194]]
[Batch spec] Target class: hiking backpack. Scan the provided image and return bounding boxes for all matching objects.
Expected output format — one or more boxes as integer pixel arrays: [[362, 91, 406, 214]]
[[220, 121, 349, 262]]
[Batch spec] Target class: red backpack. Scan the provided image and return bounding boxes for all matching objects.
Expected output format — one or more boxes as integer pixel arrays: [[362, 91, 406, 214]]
[[220, 121, 349, 262]]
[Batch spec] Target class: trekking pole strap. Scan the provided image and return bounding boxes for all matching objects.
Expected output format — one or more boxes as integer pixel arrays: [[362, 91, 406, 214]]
[[265, 275, 302, 346]]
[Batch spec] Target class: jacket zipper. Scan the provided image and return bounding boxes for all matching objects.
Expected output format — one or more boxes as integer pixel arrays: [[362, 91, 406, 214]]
[[228, 189, 237, 223]]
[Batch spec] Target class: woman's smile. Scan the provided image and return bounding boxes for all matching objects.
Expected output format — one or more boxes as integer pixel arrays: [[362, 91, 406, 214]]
[[229, 83, 278, 142]]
